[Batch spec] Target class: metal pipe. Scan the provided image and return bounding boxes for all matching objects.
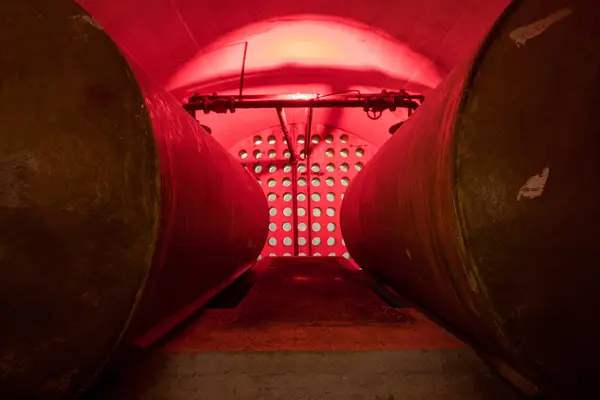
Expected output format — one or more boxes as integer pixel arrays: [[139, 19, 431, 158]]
[[0, 2, 269, 398], [276, 107, 297, 163], [184, 95, 421, 114], [304, 108, 314, 255], [238, 41, 248, 98], [341, 0, 600, 398]]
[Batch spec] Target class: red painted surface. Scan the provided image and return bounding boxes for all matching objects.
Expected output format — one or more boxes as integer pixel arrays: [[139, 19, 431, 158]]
[[75, 0, 510, 263], [123, 60, 269, 346], [77, 0, 510, 150]]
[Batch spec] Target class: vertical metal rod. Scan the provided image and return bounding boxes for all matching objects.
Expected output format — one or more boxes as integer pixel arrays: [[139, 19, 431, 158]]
[[291, 164, 299, 256], [276, 108, 299, 255], [276, 107, 297, 163], [238, 42, 248, 98], [304, 108, 314, 255]]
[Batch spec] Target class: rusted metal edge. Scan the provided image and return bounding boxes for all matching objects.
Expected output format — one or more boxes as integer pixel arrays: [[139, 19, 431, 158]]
[[68, 5, 163, 394], [448, 0, 545, 395]]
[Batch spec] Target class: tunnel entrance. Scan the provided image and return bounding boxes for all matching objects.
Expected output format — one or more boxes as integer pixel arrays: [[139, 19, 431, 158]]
[[231, 123, 376, 259]]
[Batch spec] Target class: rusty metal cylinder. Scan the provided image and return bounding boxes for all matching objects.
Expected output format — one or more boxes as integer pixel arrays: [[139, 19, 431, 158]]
[[341, 0, 600, 398], [0, 2, 268, 399]]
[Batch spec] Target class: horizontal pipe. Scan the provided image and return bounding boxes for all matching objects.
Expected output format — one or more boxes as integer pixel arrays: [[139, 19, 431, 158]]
[[0, 2, 268, 399], [183, 96, 421, 114]]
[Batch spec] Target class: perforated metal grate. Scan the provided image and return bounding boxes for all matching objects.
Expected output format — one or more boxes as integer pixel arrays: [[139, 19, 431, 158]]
[[230, 124, 377, 260]]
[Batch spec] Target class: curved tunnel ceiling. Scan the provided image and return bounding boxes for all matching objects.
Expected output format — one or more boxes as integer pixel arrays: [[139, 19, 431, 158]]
[[77, 0, 510, 147]]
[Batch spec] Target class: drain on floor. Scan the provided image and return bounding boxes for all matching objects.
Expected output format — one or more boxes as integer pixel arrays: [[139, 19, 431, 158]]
[[205, 269, 257, 309]]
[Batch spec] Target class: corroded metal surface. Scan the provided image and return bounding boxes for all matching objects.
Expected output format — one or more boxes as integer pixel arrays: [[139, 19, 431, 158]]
[[341, 0, 600, 398], [0, 1, 268, 399], [0, 2, 159, 399]]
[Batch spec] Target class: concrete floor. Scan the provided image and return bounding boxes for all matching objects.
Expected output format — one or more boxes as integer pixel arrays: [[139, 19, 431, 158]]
[[85, 257, 524, 400]]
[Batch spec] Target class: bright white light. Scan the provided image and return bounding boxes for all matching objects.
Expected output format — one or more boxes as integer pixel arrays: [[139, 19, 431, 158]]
[[281, 92, 318, 100]]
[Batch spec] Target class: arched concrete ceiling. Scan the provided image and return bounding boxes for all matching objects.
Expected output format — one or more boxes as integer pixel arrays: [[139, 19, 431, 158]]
[[77, 0, 510, 147]]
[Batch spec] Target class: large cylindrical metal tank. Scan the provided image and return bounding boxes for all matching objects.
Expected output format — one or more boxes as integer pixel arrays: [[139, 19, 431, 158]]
[[0, 2, 268, 399], [341, 0, 600, 398]]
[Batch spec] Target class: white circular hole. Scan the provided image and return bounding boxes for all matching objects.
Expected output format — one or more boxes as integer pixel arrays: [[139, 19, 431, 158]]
[[283, 164, 292, 173], [254, 135, 263, 145], [283, 193, 292, 202], [283, 222, 292, 232], [341, 177, 349, 186], [343, 252, 350, 259], [326, 177, 335, 186], [299, 252, 307, 256], [253, 149, 262, 159], [267, 135, 276, 145], [269, 253, 276, 257], [356, 148, 365, 157], [327, 237, 336, 246], [340, 134, 349, 143], [269, 237, 277, 246], [268, 164, 277, 173], [355, 162, 364, 171], [326, 207, 335, 217], [284, 253, 291, 257], [312, 237, 321, 245], [327, 222, 336, 232], [283, 150, 291, 158], [283, 178, 292, 187], [311, 178, 320, 187], [312, 193, 321, 202], [268, 193, 277, 202], [313, 207, 322, 217], [297, 207, 306, 217], [254, 164, 262, 173], [326, 148, 334, 157], [269, 223, 276, 232], [283, 207, 292, 217], [325, 134, 333, 143], [326, 193, 335, 202], [340, 163, 349, 172], [268, 150, 276, 158], [340, 149, 349, 158], [298, 164, 307, 173], [311, 163, 320, 173], [314, 252, 322, 256], [311, 135, 320, 144], [326, 163, 335, 172], [267, 179, 276, 187], [297, 193, 307, 201], [298, 237, 307, 246], [298, 223, 307, 231], [312, 223, 321, 232], [269, 207, 277, 216], [239, 150, 248, 159], [298, 178, 307, 187], [283, 237, 292, 246], [328, 252, 336, 257]]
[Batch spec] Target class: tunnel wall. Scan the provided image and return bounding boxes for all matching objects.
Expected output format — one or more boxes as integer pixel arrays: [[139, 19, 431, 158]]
[[0, 2, 268, 399], [341, 0, 600, 397]]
